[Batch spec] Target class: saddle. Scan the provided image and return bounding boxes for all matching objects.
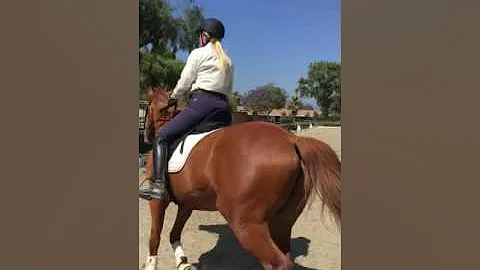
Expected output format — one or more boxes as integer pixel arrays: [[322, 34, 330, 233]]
[[167, 108, 231, 161]]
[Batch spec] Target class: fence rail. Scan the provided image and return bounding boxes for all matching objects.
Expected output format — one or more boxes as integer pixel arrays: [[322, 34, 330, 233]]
[[140, 118, 329, 131], [276, 121, 315, 132]]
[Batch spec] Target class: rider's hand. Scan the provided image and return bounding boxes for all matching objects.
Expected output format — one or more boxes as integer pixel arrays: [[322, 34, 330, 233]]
[[168, 98, 178, 107]]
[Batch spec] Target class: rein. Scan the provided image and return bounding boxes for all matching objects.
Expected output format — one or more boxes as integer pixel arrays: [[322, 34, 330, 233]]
[[144, 98, 178, 131]]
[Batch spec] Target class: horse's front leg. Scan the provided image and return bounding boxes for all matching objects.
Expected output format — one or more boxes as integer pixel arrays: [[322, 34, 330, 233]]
[[143, 198, 170, 270], [169, 206, 193, 270]]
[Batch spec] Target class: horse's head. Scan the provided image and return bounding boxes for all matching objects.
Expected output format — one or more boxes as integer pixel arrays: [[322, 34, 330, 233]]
[[143, 87, 177, 144]]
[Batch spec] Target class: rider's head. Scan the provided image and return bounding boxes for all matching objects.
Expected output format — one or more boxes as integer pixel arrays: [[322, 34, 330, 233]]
[[197, 18, 229, 70], [197, 18, 225, 47]]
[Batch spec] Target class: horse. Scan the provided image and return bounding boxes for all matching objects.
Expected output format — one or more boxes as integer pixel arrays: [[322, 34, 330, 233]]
[[139, 87, 341, 270]]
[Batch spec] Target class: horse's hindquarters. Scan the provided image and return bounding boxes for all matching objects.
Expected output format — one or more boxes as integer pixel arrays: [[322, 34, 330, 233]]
[[166, 122, 307, 268]]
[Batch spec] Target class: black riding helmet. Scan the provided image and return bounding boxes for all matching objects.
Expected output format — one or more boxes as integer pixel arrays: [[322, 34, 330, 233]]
[[197, 18, 225, 40]]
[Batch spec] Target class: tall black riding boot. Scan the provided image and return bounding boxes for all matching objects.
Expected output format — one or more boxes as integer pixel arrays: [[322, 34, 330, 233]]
[[139, 137, 170, 201]]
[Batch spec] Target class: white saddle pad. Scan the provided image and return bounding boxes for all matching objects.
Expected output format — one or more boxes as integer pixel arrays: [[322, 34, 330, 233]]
[[168, 129, 220, 173]]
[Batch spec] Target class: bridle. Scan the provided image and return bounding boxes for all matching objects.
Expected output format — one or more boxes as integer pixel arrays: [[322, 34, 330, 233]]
[[144, 97, 178, 134]]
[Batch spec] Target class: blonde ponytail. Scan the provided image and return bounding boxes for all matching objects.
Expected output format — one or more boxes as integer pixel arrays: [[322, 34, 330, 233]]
[[211, 39, 229, 70]]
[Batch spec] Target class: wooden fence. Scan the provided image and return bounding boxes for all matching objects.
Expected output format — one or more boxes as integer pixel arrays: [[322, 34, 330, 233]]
[[139, 110, 320, 133]]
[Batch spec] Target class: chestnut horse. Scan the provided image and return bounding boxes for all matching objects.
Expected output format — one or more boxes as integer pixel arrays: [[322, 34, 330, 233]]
[[140, 87, 341, 270]]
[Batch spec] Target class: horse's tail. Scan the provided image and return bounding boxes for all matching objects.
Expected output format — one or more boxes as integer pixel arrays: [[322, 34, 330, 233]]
[[294, 136, 341, 228]]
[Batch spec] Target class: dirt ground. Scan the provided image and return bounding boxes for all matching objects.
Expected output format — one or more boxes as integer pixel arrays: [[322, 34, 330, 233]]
[[139, 126, 341, 270]]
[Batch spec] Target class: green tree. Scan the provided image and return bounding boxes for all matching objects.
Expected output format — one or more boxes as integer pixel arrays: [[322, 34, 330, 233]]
[[329, 85, 341, 118], [139, 0, 179, 53], [241, 83, 288, 115], [257, 83, 288, 115], [139, 0, 205, 99], [228, 91, 242, 111], [139, 51, 184, 99], [296, 61, 340, 118], [177, 3, 205, 53]]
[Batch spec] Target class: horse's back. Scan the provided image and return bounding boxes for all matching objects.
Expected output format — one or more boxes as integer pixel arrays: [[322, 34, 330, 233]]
[[170, 121, 300, 213]]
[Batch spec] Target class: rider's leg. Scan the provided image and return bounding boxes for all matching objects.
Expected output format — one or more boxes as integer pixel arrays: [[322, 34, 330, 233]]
[[139, 135, 170, 200], [139, 107, 205, 200], [139, 91, 227, 201]]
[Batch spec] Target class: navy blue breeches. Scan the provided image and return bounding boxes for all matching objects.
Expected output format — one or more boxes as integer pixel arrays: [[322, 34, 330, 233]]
[[158, 89, 232, 144]]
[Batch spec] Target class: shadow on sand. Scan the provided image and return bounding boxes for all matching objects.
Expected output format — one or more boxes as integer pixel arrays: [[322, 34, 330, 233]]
[[191, 224, 322, 270]]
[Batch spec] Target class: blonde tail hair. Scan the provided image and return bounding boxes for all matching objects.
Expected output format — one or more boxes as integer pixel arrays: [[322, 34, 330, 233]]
[[211, 39, 229, 70]]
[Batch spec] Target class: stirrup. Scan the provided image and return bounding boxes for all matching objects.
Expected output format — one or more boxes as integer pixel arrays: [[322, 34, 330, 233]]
[[139, 180, 169, 201]]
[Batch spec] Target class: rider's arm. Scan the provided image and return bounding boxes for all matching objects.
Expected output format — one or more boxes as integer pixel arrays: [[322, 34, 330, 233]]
[[171, 49, 201, 99]]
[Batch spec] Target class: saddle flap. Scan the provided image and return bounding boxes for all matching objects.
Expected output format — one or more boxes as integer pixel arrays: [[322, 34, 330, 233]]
[[168, 129, 220, 173]]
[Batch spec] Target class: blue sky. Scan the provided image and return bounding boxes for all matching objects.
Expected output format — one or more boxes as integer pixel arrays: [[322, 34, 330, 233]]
[[170, 0, 340, 106]]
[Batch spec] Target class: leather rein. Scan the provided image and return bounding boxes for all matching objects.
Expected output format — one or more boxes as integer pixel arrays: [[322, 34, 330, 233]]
[[144, 98, 178, 131]]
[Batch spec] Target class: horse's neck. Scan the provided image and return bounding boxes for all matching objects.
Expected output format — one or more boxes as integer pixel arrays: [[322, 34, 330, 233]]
[[154, 112, 173, 131]]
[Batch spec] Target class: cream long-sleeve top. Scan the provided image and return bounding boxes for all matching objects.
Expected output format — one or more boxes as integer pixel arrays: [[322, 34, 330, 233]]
[[171, 42, 234, 99]]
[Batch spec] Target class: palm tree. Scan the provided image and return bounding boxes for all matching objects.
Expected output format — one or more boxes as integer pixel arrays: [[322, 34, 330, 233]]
[[287, 95, 301, 122]]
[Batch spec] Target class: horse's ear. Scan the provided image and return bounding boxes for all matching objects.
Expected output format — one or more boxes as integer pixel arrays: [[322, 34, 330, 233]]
[[147, 88, 155, 101], [165, 88, 174, 96], [158, 87, 171, 97]]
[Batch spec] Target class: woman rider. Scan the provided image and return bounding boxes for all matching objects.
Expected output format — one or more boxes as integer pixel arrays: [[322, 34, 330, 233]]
[[139, 18, 234, 201]]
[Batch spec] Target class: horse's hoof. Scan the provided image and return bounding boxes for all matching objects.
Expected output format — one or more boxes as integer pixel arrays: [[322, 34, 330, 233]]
[[178, 262, 193, 270], [143, 256, 157, 270]]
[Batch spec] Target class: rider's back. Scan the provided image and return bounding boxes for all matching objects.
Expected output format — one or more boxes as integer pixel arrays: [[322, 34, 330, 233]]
[[174, 42, 233, 99]]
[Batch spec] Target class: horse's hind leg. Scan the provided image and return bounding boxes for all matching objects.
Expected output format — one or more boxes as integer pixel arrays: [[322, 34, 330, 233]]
[[169, 206, 193, 270], [223, 175, 304, 269], [268, 212, 305, 262], [269, 175, 307, 258], [143, 199, 170, 270], [269, 222, 293, 257], [229, 219, 294, 270]]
